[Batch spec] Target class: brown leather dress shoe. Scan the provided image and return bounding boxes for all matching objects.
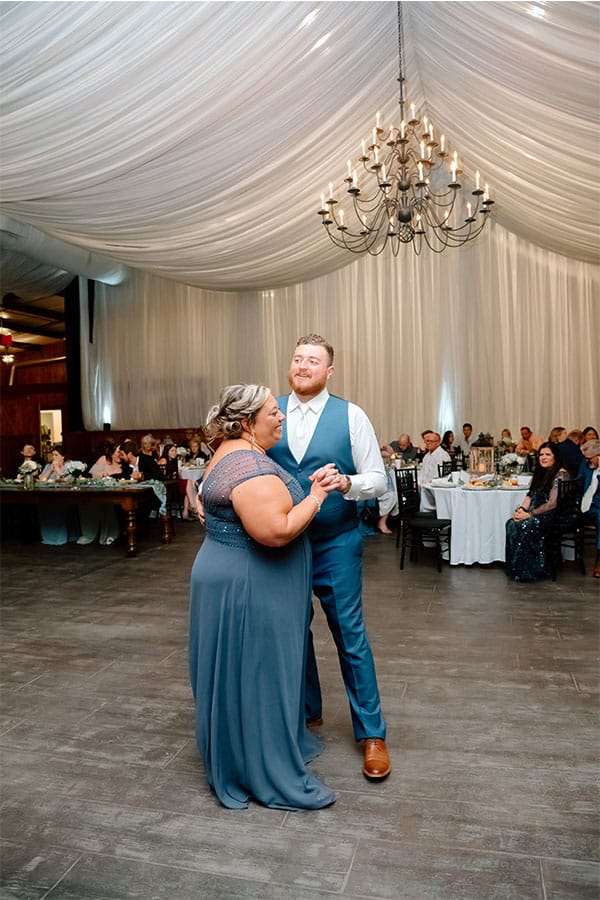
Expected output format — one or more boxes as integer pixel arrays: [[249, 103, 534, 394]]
[[363, 738, 391, 780], [306, 715, 323, 728]]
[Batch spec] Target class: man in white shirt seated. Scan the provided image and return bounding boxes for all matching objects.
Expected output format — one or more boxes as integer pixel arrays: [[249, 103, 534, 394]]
[[420, 431, 451, 512], [420, 431, 451, 484], [458, 422, 476, 454]]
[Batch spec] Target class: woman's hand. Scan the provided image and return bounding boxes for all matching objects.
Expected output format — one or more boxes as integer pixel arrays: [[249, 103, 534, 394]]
[[513, 506, 532, 521]]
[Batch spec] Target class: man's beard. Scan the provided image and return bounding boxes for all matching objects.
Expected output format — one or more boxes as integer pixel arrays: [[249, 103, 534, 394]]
[[288, 372, 327, 398]]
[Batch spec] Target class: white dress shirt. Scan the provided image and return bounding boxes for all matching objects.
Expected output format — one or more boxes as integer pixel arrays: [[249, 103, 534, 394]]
[[286, 389, 386, 500], [420, 445, 451, 485]]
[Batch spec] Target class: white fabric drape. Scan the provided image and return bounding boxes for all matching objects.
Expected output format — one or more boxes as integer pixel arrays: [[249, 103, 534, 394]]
[[1, 1, 598, 298], [82, 221, 599, 440]]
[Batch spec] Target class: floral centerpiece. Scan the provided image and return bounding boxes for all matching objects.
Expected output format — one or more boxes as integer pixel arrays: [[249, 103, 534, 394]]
[[63, 460, 88, 480], [498, 452, 526, 476], [18, 459, 42, 489], [18, 460, 42, 477]]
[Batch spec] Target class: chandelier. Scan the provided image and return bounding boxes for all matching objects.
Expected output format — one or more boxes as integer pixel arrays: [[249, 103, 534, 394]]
[[318, 1, 494, 255]]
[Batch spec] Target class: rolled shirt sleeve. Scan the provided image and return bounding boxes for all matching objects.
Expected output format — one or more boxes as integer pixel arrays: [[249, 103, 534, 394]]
[[344, 403, 387, 500]]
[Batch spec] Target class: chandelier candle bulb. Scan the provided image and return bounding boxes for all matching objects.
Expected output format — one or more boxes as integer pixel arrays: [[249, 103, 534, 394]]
[[347, 159, 352, 177], [329, 181, 334, 199], [475, 170, 480, 191], [361, 139, 366, 157], [376, 110, 381, 129], [440, 133, 445, 153]]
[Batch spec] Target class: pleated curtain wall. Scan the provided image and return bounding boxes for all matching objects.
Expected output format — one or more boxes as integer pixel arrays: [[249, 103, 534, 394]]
[[81, 220, 599, 443]]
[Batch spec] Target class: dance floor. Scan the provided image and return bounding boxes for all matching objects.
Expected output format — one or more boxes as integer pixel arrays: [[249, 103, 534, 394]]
[[1, 523, 598, 899]]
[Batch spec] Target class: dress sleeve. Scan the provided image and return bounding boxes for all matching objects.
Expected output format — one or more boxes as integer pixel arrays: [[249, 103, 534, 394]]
[[531, 471, 567, 517]]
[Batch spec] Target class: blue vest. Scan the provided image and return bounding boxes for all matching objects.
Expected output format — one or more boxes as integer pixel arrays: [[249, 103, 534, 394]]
[[268, 394, 358, 541]]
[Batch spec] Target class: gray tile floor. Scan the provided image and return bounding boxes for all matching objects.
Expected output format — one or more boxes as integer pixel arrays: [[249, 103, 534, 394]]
[[1, 521, 599, 899]]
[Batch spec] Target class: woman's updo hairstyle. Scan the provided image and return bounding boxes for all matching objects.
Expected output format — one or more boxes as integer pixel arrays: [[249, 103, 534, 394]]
[[205, 384, 271, 442]]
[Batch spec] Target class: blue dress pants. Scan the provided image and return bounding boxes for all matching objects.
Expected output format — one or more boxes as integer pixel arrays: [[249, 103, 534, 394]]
[[306, 527, 386, 741]]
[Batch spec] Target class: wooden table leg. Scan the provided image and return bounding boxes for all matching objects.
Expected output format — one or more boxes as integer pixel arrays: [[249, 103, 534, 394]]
[[160, 512, 172, 544], [125, 509, 137, 556]]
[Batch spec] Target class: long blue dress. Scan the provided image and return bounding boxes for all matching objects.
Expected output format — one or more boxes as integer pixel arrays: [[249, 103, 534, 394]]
[[188, 449, 336, 811], [505, 481, 560, 582]]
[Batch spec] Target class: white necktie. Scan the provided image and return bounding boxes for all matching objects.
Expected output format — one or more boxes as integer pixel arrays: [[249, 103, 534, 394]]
[[295, 407, 311, 458], [581, 469, 599, 513]]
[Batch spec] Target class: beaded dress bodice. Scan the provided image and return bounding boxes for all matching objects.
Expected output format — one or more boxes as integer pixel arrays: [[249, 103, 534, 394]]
[[202, 450, 305, 549]]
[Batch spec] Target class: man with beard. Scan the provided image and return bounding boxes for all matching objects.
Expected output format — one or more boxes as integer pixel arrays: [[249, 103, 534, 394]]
[[268, 334, 391, 780]]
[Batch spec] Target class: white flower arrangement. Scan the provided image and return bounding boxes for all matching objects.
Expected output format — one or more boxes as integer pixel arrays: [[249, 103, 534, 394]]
[[63, 460, 88, 477], [18, 459, 42, 476], [499, 452, 526, 470]]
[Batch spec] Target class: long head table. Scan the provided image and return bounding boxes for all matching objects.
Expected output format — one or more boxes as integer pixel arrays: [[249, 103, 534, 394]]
[[0, 482, 173, 557], [421, 478, 529, 566]]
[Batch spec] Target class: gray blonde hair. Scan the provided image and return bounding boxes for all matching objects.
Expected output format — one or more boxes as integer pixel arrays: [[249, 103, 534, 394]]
[[205, 384, 271, 441]]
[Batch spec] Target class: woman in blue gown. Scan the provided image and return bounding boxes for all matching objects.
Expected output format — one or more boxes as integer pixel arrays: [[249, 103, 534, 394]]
[[189, 384, 337, 810], [505, 441, 568, 582], [38, 444, 80, 545]]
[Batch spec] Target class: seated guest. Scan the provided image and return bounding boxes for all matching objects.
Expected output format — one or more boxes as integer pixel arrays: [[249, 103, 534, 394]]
[[441, 430, 456, 457], [158, 441, 179, 480], [38, 444, 80, 545], [420, 430, 451, 485], [582, 426, 599, 443], [78, 440, 122, 545], [497, 428, 515, 453], [457, 422, 476, 454], [548, 426, 567, 444], [579, 440, 600, 578], [140, 433, 159, 460], [505, 442, 568, 582], [16, 441, 43, 474], [380, 433, 417, 463], [558, 429, 585, 478], [515, 425, 544, 455], [186, 432, 210, 463], [119, 440, 162, 481]]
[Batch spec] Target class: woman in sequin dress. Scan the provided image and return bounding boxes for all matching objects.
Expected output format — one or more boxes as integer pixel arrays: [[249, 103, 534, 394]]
[[505, 442, 568, 582], [189, 384, 338, 810]]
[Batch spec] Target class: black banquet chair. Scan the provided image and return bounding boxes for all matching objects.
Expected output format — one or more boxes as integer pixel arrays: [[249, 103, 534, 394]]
[[547, 477, 586, 581], [438, 461, 453, 478], [394, 467, 452, 573]]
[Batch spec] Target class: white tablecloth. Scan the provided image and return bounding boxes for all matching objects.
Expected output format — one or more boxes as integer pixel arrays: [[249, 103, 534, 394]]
[[179, 466, 206, 482], [422, 484, 528, 565]]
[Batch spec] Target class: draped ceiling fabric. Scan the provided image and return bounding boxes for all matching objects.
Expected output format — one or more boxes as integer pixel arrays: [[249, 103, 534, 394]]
[[1, 2, 598, 436]]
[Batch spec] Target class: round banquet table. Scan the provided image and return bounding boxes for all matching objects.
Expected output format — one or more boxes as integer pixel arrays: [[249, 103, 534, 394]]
[[422, 483, 528, 566]]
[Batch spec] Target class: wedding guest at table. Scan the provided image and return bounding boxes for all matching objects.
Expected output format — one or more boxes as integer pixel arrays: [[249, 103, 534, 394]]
[[420, 431, 451, 485], [558, 429, 585, 478], [77, 439, 122, 546], [579, 439, 600, 578], [158, 440, 179, 480], [380, 433, 417, 463], [457, 422, 476, 453], [505, 442, 568, 582], [186, 432, 210, 463], [140, 433, 160, 460], [441, 430, 457, 458], [16, 441, 43, 475], [515, 425, 544, 455], [582, 426, 599, 443], [189, 383, 338, 810], [496, 429, 515, 453], [38, 444, 81, 545], [548, 426, 567, 444]]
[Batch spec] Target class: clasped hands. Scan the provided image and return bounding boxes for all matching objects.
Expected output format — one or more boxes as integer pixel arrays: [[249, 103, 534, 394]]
[[309, 463, 347, 495], [512, 506, 531, 521]]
